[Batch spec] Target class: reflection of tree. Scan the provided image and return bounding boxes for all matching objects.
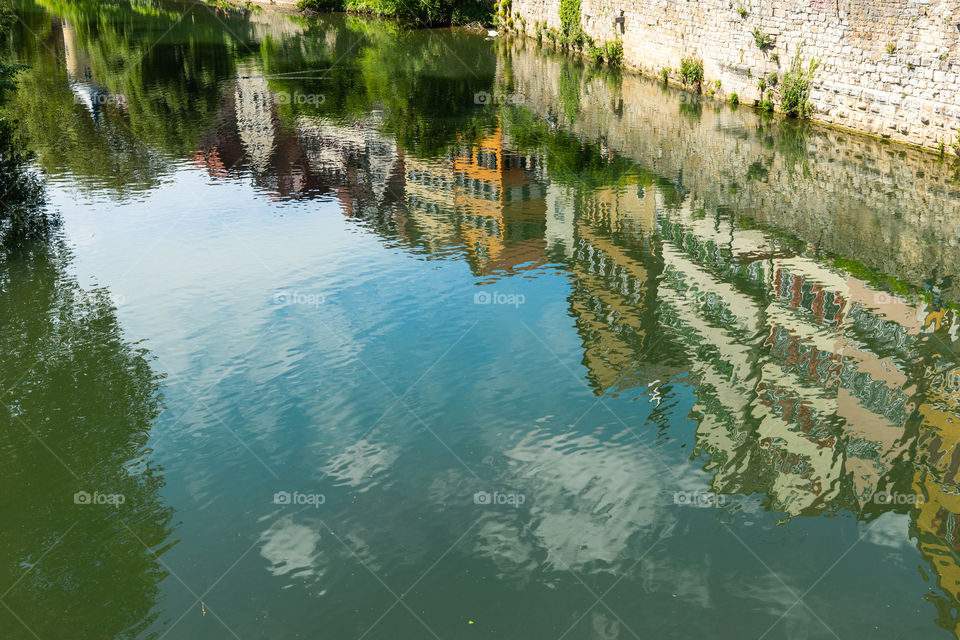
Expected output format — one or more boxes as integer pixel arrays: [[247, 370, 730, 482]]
[[261, 16, 498, 157], [0, 238, 173, 639], [0, 2, 50, 246], [6, 0, 258, 193], [8, 37, 166, 194]]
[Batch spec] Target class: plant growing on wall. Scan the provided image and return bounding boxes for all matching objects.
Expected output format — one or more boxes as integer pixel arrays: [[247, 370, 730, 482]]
[[587, 43, 604, 65], [604, 39, 623, 66], [778, 45, 820, 117], [680, 56, 704, 91], [752, 28, 772, 50], [559, 0, 586, 48], [757, 91, 774, 112]]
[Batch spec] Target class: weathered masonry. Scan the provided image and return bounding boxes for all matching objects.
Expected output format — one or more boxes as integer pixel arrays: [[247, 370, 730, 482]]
[[510, 0, 960, 152]]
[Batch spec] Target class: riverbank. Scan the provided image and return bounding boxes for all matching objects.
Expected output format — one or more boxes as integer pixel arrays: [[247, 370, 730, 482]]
[[504, 0, 960, 155]]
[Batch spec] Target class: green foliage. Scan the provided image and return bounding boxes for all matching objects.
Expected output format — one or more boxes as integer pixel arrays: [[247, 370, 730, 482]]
[[752, 27, 772, 50], [886, 42, 896, 54], [557, 0, 587, 48], [588, 39, 622, 67], [679, 56, 703, 91], [297, 0, 341, 10], [661, 67, 669, 83], [757, 92, 774, 112], [604, 39, 623, 67], [778, 45, 819, 118], [587, 43, 604, 65], [298, 0, 494, 25], [736, 5, 747, 18], [559, 0, 580, 36], [729, 92, 739, 104]]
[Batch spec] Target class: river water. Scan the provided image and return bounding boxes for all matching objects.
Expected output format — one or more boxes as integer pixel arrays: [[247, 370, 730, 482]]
[[4, 1, 960, 638]]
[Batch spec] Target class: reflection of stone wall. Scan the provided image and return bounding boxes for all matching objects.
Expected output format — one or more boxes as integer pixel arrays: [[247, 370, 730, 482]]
[[501, 42, 960, 300], [511, 0, 960, 152]]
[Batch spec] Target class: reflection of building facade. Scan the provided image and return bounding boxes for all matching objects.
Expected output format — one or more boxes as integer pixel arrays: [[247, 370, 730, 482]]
[[406, 128, 548, 277], [563, 181, 668, 392]]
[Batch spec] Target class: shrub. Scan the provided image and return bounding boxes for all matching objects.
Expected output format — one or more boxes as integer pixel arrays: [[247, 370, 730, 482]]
[[680, 56, 704, 91], [778, 45, 820, 117], [729, 92, 739, 104], [752, 28, 772, 50], [604, 39, 623, 67], [297, 0, 343, 9], [587, 44, 604, 65], [299, 0, 493, 25], [559, 0, 586, 47]]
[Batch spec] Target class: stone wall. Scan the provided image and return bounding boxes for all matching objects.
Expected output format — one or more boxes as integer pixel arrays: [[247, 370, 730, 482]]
[[510, 0, 960, 152], [497, 41, 960, 300]]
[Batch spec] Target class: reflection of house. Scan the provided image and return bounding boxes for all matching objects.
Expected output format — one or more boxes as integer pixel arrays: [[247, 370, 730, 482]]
[[564, 181, 669, 392], [914, 471, 960, 637], [647, 197, 929, 516], [296, 112, 405, 211], [191, 68, 334, 200], [405, 127, 548, 277]]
